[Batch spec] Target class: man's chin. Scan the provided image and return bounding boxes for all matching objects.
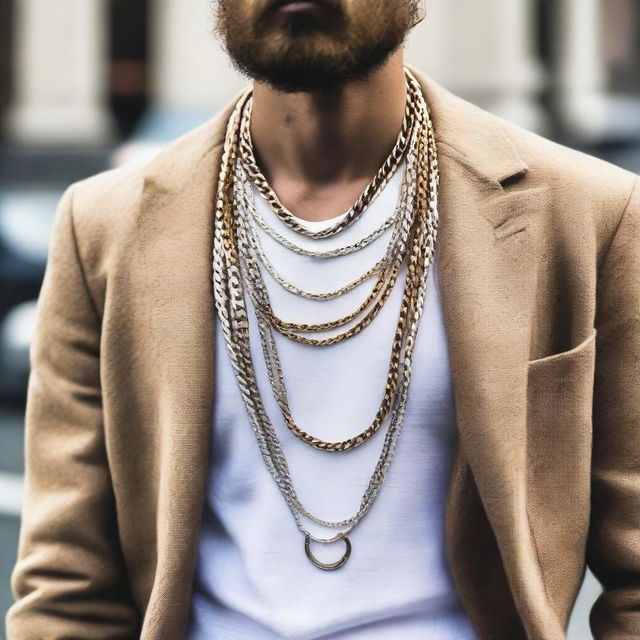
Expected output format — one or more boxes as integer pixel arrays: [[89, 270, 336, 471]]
[[230, 44, 400, 93], [238, 61, 376, 93]]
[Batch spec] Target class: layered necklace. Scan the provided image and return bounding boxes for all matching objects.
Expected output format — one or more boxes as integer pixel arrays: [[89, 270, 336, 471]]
[[212, 67, 440, 571]]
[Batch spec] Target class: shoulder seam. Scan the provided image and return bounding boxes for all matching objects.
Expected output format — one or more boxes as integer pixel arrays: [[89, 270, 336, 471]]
[[67, 182, 103, 327], [598, 174, 639, 276]]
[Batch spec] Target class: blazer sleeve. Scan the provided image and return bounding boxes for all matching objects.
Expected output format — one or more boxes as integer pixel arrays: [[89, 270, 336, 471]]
[[587, 175, 640, 639], [5, 184, 141, 639]]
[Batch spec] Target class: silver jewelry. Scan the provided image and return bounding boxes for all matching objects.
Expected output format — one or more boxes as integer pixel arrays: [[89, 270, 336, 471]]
[[211, 68, 440, 569]]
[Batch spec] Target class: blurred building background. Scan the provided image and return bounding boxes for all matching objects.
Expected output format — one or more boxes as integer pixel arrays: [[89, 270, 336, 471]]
[[0, 1, 639, 637]]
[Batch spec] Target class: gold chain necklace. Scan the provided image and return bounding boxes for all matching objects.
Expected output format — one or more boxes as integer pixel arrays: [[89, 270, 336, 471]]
[[212, 68, 440, 569], [234, 75, 424, 349], [238, 84, 416, 239]]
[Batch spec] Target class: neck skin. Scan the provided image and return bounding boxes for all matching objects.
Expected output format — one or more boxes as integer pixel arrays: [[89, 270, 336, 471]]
[[249, 48, 407, 222]]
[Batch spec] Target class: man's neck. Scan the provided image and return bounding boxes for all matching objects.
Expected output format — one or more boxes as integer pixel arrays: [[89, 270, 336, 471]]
[[248, 49, 407, 222]]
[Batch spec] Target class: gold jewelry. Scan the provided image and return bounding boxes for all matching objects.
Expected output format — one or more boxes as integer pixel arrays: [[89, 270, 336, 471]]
[[211, 67, 440, 568], [237, 86, 416, 239]]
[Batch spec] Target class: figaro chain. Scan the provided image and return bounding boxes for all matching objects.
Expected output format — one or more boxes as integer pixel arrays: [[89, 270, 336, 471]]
[[211, 68, 440, 567]]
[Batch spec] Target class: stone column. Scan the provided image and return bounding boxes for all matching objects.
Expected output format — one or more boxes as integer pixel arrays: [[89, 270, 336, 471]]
[[406, 0, 547, 133], [552, 0, 609, 141], [150, 0, 246, 112], [6, 0, 114, 145]]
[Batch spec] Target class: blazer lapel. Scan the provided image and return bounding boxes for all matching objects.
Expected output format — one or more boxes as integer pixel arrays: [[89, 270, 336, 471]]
[[437, 156, 550, 637], [136, 70, 561, 639], [135, 100, 235, 639], [413, 68, 565, 637]]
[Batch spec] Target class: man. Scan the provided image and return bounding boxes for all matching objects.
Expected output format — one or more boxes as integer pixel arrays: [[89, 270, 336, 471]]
[[5, 0, 639, 638]]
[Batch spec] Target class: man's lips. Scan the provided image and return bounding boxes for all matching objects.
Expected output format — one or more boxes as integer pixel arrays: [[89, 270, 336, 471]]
[[270, 0, 331, 14], [263, 0, 341, 29], [272, 0, 321, 7]]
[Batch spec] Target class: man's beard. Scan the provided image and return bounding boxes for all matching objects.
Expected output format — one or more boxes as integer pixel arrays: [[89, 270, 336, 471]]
[[213, 0, 416, 93]]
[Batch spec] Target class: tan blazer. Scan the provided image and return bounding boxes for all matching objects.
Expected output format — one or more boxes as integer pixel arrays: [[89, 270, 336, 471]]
[[6, 65, 640, 640]]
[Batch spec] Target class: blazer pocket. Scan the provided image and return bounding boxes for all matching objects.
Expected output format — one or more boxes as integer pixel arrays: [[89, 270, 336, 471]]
[[527, 327, 597, 370], [526, 326, 597, 440]]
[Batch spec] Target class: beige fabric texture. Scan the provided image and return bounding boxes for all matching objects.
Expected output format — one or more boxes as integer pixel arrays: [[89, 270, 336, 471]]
[[5, 66, 640, 640]]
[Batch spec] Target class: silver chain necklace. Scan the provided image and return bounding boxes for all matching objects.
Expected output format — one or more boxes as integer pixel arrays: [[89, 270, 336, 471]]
[[211, 68, 440, 570]]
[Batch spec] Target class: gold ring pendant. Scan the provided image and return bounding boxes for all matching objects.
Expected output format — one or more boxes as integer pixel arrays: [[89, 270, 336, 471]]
[[304, 534, 352, 571]]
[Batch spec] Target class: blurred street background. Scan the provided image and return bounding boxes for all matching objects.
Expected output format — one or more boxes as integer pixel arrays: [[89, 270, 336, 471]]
[[0, 1, 639, 637]]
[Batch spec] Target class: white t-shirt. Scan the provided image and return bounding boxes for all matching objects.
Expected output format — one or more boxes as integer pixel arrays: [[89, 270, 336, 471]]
[[187, 163, 479, 639]]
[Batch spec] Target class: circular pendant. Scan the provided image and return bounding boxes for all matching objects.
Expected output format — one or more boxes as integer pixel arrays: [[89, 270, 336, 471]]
[[304, 534, 352, 571]]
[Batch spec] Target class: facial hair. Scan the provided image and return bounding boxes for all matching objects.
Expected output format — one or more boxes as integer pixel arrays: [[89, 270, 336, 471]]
[[213, 0, 417, 93]]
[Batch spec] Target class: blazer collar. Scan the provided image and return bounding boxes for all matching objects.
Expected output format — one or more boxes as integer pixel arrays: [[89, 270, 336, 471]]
[[408, 64, 529, 193]]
